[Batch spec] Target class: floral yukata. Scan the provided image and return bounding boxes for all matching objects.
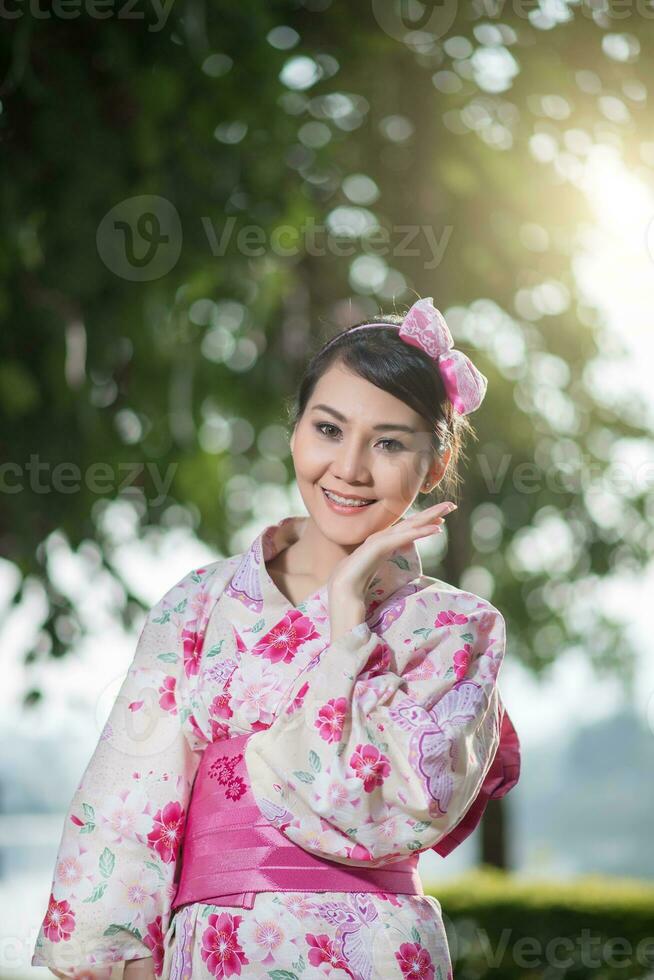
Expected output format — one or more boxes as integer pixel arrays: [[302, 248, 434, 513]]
[[32, 515, 520, 980]]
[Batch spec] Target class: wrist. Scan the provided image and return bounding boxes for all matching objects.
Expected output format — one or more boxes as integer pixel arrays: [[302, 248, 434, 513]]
[[329, 596, 367, 643]]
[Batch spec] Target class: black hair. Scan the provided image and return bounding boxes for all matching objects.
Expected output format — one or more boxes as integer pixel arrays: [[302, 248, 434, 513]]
[[284, 309, 478, 506]]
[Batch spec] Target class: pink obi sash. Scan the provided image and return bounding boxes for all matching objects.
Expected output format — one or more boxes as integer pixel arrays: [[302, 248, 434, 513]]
[[171, 733, 424, 912]]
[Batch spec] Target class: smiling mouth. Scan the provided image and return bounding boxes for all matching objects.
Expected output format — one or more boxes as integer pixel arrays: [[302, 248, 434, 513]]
[[321, 487, 377, 507]]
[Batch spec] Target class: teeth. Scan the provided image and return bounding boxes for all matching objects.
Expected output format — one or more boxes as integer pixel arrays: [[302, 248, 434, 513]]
[[324, 489, 373, 507]]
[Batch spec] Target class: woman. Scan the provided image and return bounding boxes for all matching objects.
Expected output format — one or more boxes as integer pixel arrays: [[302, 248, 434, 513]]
[[33, 297, 520, 980]]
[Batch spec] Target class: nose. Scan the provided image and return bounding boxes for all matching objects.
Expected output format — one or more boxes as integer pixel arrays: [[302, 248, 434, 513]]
[[331, 436, 372, 485]]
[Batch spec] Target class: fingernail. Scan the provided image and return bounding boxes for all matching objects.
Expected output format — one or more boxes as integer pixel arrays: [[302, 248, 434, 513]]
[[442, 503, 457, 513]]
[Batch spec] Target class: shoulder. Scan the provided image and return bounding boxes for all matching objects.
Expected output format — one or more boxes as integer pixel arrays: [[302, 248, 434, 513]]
[[407, 573, 506, 635], [148, 553, 245, 616]]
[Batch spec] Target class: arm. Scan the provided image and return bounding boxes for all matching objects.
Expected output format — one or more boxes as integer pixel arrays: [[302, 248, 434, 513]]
[[32, 570, 203, 979], [244, 585, 507, 867]]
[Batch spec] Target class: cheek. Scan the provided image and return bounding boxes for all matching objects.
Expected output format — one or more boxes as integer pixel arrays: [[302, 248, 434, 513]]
[[375, 456, 420, 498], [292, 432, 327, 475]]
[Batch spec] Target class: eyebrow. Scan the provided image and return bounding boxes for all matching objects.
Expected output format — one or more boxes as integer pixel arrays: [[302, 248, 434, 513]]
[[310, 403, 418, 434]]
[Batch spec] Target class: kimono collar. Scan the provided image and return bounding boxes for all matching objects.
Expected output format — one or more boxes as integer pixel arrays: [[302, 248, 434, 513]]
[[225, 514, 425, 615], [257, 514, 424, 611]]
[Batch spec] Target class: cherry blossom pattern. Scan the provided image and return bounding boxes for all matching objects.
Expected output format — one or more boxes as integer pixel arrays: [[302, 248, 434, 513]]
[[208, 751, 247, 802], [158, 675, 178, 714], [305, 933, 354, 977], [250, 609, 320, 665], [200, 911, 249, 979], [41, 893, 76, 943], [314, 697, 348, 743], [349, 743, 392, 792], [395, 940, 436, 980], [146, 800, 186, 864], [142, 914, 165, 977]]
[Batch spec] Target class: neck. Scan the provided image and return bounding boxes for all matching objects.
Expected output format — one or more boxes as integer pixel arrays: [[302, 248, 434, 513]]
[[281, 516, 362, 581]]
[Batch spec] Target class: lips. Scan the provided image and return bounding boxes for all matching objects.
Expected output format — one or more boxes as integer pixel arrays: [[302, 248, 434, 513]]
[[321, 486, 377, 504]]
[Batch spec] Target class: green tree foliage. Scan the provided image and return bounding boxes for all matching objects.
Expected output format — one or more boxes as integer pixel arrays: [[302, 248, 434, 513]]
[[1, 2, 651, 705]]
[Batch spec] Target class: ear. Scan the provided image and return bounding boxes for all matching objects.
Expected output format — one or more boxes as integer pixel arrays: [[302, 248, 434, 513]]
[[423, 446, 451, 490], [290, 426, 296, 455]]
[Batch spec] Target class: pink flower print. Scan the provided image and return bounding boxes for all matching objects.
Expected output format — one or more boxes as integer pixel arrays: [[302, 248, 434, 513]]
[[250, 609, 320, 665], [158, 675, 177, 714], [210, 720, 231, 742], [305, 933, 353, 976], [280, 893, 315, 918], [453, 643, 473, 681], [361, 641, 391, 678], [143, 915, 165, 977], [232, 628, 247, 653], [315, 697, 348, 743], [228, 660, 285, 728], [52, 839, 95, 900], [224, 776, 247, 801], [435, 609, 468, 628], [42, 892, 76, 942], [188, 713, 205, 744], [286, 680, 310, 716], [182, 623, 204, 678], [349, 743, 391, 792], [201, 911, 249, 978], [376, 891, 402, 907], [209, 753, 242, 786], [209, 691, 233, 721], [101, 789, 151, 845], [146, 800, 185, 864], [128, 700, 144, 712], [395, 941, 435, 980]]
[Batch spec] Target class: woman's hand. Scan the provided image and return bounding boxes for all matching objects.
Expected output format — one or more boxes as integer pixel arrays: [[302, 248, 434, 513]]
[[327, 501, 457, 641]]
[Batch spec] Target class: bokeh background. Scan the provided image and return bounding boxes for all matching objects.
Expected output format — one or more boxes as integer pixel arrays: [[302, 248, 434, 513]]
[[2, 2, 654, 977]]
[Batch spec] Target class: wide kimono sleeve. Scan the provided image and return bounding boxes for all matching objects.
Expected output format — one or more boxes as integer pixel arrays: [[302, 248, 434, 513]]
[[31, 568, 205, 979], [244, 585, 510, 867]]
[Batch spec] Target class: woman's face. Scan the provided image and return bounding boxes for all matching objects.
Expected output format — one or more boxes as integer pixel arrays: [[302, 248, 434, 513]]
[[290, 361, 450, 544]]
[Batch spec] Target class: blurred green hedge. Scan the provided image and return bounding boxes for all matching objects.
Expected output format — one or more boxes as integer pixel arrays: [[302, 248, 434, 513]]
[[424, 866, 654, 979]]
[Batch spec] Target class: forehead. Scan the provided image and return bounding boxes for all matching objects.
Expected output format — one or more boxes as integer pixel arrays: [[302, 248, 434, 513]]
[[308, 363, 426, 429]]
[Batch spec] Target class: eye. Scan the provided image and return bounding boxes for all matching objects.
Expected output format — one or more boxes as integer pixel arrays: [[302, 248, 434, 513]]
[[313, 423, 405, 453]]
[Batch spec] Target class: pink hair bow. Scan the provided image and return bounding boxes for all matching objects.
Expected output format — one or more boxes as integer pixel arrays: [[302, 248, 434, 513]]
[[346, 297, 488, 416]]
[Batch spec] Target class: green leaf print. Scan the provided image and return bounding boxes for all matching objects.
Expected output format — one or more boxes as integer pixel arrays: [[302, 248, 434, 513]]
[[152, 610, 171, 625], [82, 803, 95, 820], [407, 840, 423, 850], [390, 555, 410, 570], [292, 954, 306, 972], [144, 860, 166, 882], [180, 708, 191, 723], [252, 617, 266, 633], [268, 972, 299, 980], [293, 770, 314, 784], [103, 923, 142, 939], [157, 651, 178, 662], [413, 626, 434, 639], [413, 820, 431, 833], [84, 881, 108, 903], [99, 847, 115, 878], [308, 750, 321, 773], [461, 632, 474, 642], [80, 822, 95, 834], [205, 642, 224, 657], [190, 571, 203, 583], [411, 926, 421, 944], [173, 598, 188, 613]]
